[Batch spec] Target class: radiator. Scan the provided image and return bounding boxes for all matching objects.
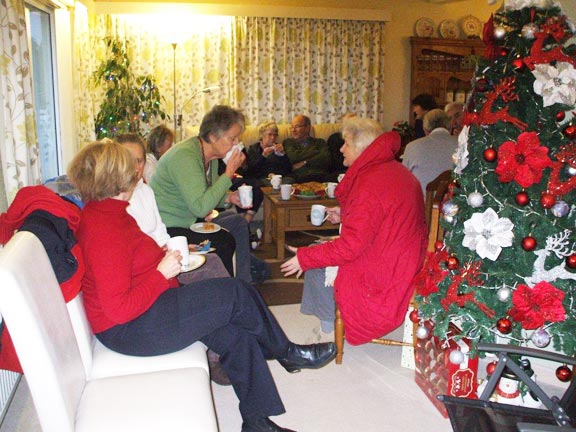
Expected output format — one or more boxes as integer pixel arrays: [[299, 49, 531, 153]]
[[0, 369, 20, 425]]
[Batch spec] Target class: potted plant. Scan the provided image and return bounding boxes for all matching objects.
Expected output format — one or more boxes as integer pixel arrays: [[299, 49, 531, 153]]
[[92, 37, 168, 139]]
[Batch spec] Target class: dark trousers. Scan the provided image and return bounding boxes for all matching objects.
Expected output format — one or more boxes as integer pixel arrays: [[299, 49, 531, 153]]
[[96, 278, 290, 420], [167, 226, 235, 278]]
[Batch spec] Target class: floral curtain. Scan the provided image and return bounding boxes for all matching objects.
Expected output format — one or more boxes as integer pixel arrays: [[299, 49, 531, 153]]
[[78, 14, 386, 139], [0, 0, 41, 207], [232, 17, 386, 126], [72, 1, 96, 150]]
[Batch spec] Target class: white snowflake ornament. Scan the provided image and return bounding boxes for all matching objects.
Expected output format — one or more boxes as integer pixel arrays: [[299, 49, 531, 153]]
[[463, 208, 514, 261]]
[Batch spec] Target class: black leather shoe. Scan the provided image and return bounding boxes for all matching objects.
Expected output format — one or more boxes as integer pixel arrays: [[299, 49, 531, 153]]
[[278, 342, 336, 373], [241, 417, 296, 432]]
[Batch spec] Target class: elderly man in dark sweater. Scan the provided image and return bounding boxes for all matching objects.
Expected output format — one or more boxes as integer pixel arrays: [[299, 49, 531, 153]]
[[283, 114, 331, 183]]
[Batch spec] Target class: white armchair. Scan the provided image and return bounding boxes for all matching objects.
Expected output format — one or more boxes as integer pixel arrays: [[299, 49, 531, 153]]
[[0, 232, 217, 432]]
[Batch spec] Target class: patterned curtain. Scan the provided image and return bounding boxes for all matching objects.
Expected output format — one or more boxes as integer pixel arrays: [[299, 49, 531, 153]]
[[90, 14, 233, 138], [232, 17, 386, 126], [72, 1, 96, 150], [78, 15, 386, 138], [0, 0, 41, 206]]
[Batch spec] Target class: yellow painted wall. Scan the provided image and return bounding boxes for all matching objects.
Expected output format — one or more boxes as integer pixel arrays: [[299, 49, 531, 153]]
[[89, 0, 576, 129]]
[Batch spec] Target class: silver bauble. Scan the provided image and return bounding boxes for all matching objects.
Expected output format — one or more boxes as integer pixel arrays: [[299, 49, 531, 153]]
[[449, 350, 465, 365], [416, 325, 430, 340], [521, 23, 538, 39], [494, 26, 506, 39], [497, 286, 511, 302], [443, 214, 455, 224], [531, 328, 551, 348], [442, 200, 459, 216], [467, 192, 484, 208], [552, 201, 569, 218], [567, 166, 576, 176]]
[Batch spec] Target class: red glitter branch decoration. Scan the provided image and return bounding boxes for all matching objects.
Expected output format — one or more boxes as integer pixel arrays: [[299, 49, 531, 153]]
[[548, 142, 576, 196], [440, 261, 495, 318], [464, 77, 528, 131]]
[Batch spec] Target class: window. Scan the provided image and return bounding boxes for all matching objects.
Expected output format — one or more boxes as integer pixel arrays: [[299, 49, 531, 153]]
[[26, 3, 61, 182]]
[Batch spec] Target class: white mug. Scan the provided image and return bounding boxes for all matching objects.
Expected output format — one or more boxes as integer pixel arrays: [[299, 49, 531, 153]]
[[167, 236, 189, 269], [325, 182, 337, 198], [271, 174, 282, 190], [280, 184, 294, 200], [310, 204, 327, 226], [238, 185, 253, 208]]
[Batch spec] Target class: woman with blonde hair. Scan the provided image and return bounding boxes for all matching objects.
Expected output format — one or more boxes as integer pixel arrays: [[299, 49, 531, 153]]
[[69, 140, 336, 432]]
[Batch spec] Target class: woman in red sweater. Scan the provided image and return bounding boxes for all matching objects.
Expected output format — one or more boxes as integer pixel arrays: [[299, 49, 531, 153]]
[[68, 141, 336, 432], [281, 117, 428, 345]]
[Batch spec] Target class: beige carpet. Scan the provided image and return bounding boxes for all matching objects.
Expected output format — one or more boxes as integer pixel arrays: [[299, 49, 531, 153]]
[[0, 304, 453, 432], [212, 304, 452, 432]]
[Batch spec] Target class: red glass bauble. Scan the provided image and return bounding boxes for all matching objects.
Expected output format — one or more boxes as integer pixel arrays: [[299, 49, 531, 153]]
[[446, 256, 460, 270], [566, 254, 576, 269], [500, 48, 508, 56], [409, 309, 420, 323], [497, 317, 512, 334], [540, 193, 556, 209], [512, 58, 525, 71], [434, 240, 444, 251], [515, 191, 530, 206], [483, 148, 497, 162], [522, 236, 537, 251], [486, 361, 497, 375], [556, 111, 566, 122], [564, 124, 576, 139], [556, 365, 572, 382]]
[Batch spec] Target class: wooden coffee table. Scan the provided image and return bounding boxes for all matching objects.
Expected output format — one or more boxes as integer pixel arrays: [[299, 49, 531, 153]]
[[262, 187, 339, 260]]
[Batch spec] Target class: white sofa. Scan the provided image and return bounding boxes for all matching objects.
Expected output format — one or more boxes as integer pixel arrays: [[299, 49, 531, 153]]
[[185, 122, 341, 146]]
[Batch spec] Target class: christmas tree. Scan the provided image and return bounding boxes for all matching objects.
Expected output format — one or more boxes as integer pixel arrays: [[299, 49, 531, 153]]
[[414, 0, 576, 360]]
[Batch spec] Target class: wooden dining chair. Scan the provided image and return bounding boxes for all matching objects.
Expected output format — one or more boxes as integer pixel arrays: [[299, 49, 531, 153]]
[[334, 170, 453, 364]]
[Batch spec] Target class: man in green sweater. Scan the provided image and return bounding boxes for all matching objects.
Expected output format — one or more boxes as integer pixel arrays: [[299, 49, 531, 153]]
[[283, 114, 331, 183]]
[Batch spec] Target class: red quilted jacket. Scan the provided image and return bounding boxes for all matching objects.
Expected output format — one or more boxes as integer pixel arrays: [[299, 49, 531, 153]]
[[297, 131, 427, 345]]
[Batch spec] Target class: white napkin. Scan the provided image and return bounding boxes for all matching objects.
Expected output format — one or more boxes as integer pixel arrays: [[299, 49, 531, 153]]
[[223, 142, 244, 164]]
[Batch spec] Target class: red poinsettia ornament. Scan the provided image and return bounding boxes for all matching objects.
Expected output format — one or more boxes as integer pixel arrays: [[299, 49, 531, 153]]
[[495, 132, 552, 188], [509, 281, 566, 330], [413, 250, 449, 296]]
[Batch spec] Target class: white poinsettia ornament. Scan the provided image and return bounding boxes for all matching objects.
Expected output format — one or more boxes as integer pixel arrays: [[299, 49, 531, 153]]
[[503, 0, 554, 10], [453, 125, 470, 175], [532, 62, 576, 107], [463, 208, 515, 261]]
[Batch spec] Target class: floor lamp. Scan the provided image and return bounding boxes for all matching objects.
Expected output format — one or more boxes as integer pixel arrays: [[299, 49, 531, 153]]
[[171, 42, 178, 133], [177, 85, 220, 141]]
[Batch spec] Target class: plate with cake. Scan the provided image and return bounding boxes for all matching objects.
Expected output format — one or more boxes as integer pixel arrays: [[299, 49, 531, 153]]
[[190, 222, 222, 234]]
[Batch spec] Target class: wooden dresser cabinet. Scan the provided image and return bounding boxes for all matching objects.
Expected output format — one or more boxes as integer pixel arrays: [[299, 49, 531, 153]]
[[409, 37, 485, 118]]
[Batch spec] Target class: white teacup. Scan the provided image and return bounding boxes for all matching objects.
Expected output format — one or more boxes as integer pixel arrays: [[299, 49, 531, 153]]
[[167, 236, 189, 269], [280, 184, 294, 200], [238, 185, 253, 207], [325, 182, 337, 198], [271, 174, 282, 190], [310, 204, 327, 226]]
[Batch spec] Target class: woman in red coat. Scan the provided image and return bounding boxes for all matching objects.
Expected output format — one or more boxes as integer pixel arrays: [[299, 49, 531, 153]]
[[281, 117, 427, 345]]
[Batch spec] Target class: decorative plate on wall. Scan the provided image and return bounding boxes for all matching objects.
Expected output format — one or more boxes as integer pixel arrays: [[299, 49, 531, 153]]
[[461, 15, 482, 38], [439, 19, 459, 39], [415, 17, 436, 38]]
